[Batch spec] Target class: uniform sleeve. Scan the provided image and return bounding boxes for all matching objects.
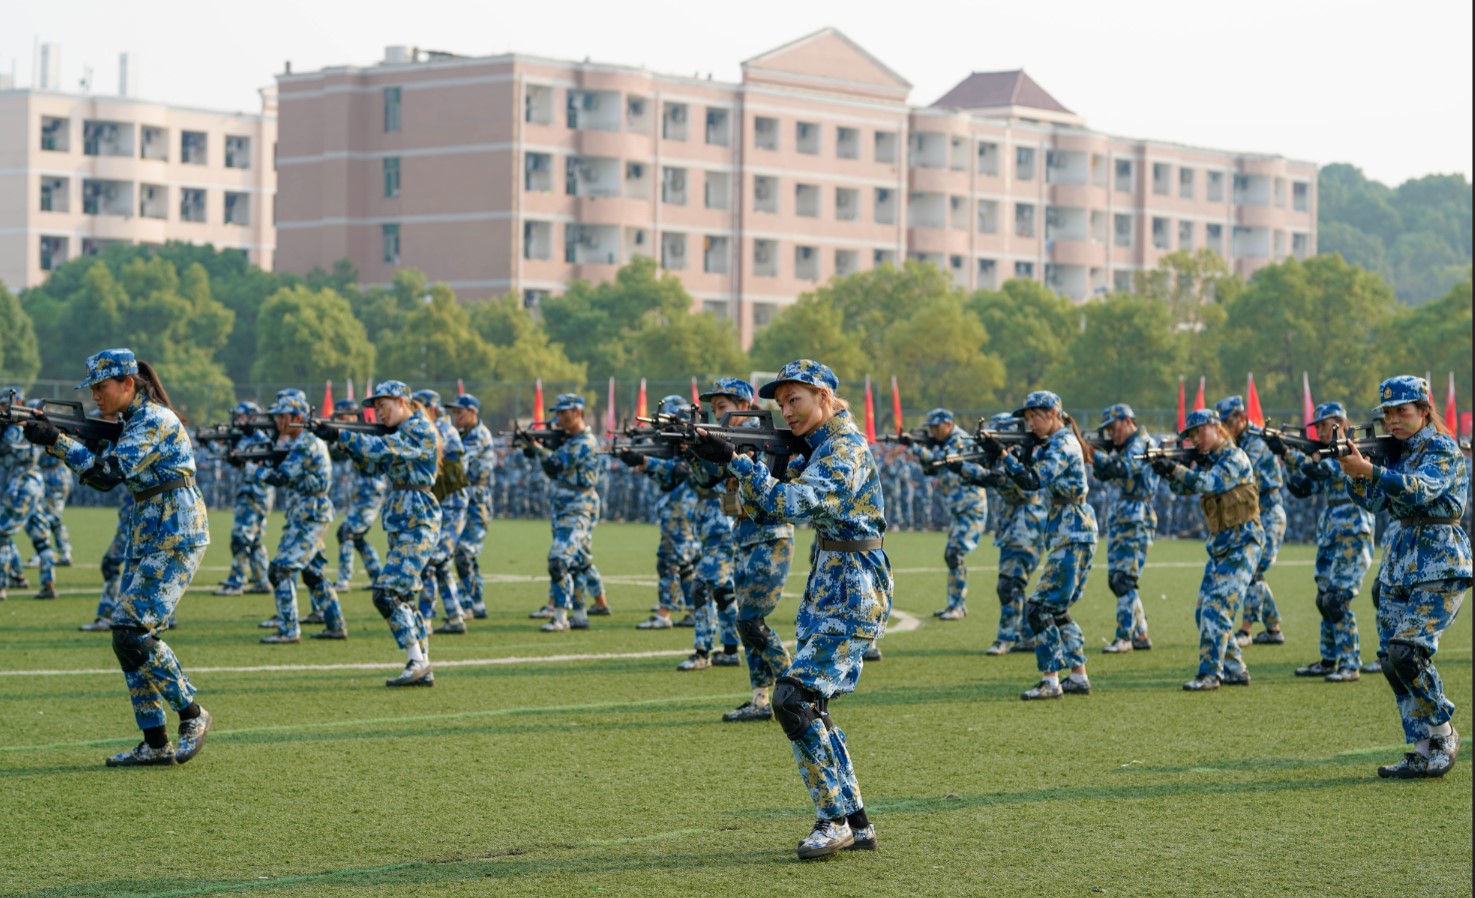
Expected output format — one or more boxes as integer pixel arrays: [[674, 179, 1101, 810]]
[[340, 427, 435, 465], [1374, 441, 1464, 506], [1178, 455, 1243, 496], [730, 444, 857, 524], [50, 433, 99, 473]]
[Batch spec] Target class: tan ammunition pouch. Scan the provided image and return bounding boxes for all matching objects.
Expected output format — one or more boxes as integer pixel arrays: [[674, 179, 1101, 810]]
[[721, 489, 746, 519], [1200, 482, 1259, 534], [432, 458, 470, 501]]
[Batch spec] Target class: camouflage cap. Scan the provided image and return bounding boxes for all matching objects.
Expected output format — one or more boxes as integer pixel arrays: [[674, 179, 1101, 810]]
[[657, 394, 689, 416], [412, 389, 442, 409], [1012, 390, 1062, 418], [75, 348, 139, 390], [452, 394, 481, 412], [699, 377, 755, 404], [550, 392, 585, 412], [233, 400, 262, 416], [1100, 403, 1136, 424], [1180, 408, 1220, 439], [2, 386, 25, 404], [757, 359, 839, 400], [1374, 375, 1429, 411], [333, 399, 359, 414], [1214, 395, 1246, 420], [924, 408, 954, 426], [363, 380, 412, 407], [1311, 401, 1348, 424], [987, 413, 1024, 433], [268, 395, 312, 418]]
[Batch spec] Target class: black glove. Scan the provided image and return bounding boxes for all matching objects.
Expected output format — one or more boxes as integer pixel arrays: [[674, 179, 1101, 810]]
[[22, 417, 60, 447], [1150, 457, 1179, 478], [262, 468, 290, 488], [947, 460, 965, 474], [1286, 477, 1313, 498], [520, 440, 538, 459], [689, 432, 735, 465], [1304, 461, 1334, 481], [978, 433, 1006, 460], [226, 453, 245, 469], [1262, 431, 1287, 457], [80, 456, 125, 492], [897, 432, 914, 447], [312, 420, 340, 442], [618, 449, 644, 468]]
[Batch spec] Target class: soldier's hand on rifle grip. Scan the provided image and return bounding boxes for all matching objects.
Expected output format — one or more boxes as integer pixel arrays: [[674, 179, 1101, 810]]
[[897, 431, 914, 447], [947, 460, 965, 474], [978, 432, 1006, 460], [618, 449, 645, 468], [311, 420, 341, 443], [1150, 457, 1179, 478], [22, 417, 60, 447], [1262, 431, 1287, 457], [689, 429, 736, 465]]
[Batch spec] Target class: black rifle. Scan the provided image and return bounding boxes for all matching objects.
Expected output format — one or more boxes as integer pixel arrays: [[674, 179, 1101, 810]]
[[228, 444, 289, 466], [1320, 422, 1401, 463], [308, 415, 392, 437], [876, 428, 928, 445], [499, 419, 567, 452], [1, 393, 123, 451], [607, 431, 677, 460], [1260, 419, 1325, 456], [968, 419, 1046, 467], [650, 409, 808, 477], [195, 414, 278, 445], [1135, 445, 1205, 466]]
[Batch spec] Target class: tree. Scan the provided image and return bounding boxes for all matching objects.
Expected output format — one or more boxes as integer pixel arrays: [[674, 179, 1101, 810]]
[[250, 285, 376, 387], [881, 296, 1005, 413], [376, 283, 496, 386], [467, 293, 586, 384], [1047, 293, 1185, 418], [541, 256, 693, 381], [747, 296, 869, 383], [626, 307, 747, 383], [1384, 276, 1473, 404], [0, 283, 41, 384], [965, 278, 1076, 393]]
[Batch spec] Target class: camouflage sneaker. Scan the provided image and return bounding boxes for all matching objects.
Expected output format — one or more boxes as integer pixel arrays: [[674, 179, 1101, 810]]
[[470, 605, 489, 619], [1233, 632, 1253, 648], [260, 633, 301, 644], [213, 585, 244, 596], [79, 618, 113, 632], [57, 557, 73, 567], [938, 606, 967, 621], [35, 585, 58, 600], [1060, 676, 1092, 696], [984, 640, 1013, 656], [8, 576, 29, 589], [434, 619, 468, 635], [1131, 636, 1154, 651], [1295, 659, 1337, 677], [932, 608, 949, 618], [1324, 668, 1361, 683], [244, 584, 272, 595], [1020, 679, 1064, 701], [1183, 674, 1221, 692], [711, 651, 742, 667], [1102, 638, 1133, 654], [1360, 659, 1384, 674], [674, 613, 696, 628], [1010, 639, 1036, 654], [1251, 630, 1285, 645], [386, 660, 433, 687], [676, 653, 712, 671], [302, 610, 326, 625], [1220, 671, 1251, 687], [529, 605, 554, 619], [862, 645, 883, 662], [846, 824, 878, 851], [722, 701, 772, 722], [587, 605, 612, 616], [1377, 752, 1428, 779], [797, 818, 853, 860], [258, 617, 281, 629], [106, 741, 176, 767], [311, 628, 349, 640], [636, 615, 673, 630], [332, 580, 352, 593], [540, 618, 570, 633], [1424, 727, 1461, 778], [176, 709, 212, 764]]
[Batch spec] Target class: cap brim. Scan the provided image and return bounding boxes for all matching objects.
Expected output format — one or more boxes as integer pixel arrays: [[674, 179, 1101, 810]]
[[757, 378, 798, 399]]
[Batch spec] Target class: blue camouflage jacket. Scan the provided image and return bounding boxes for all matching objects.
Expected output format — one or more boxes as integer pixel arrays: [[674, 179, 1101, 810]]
[[1091, 427, 1159, 529], [1285, 450, 1375, 545], [460, 421, 496, 491], [1237, 427, 1284, 510], [982, 465, 1047, 551], [50, 391, 209, 556], [1002, 427, 1097, 548], [1347, 424, 1471, 586], [334, 409, 440, 535], [1168, 442, 1263, 556], [536, 427, 603, 516], [915, 428, 989, 519], [255, 428, 333, 525]]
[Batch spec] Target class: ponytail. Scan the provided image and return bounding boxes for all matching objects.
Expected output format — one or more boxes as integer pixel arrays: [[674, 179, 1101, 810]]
[[1414, 399, 1454, 437], [1064, 412, 1094, 463], [410, 399, 445, 466], [117, 360, 178, 418]]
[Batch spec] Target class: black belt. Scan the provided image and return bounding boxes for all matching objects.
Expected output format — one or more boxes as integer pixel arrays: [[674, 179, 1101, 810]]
[[1325, 498, 1353, 508], [553, 481, 593, 493], [135, 476, 194, 502], [393, 485, 433, 494], [1051, 496, 1084, 507], [817, 537, 884, 552], [1399, 516, 1460, 527]]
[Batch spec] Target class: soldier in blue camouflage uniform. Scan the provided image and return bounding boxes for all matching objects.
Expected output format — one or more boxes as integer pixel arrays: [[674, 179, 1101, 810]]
[[691, 360, 889, 859], [37, 412, 75, 567], [1269, 401, 1375, 682], [451, 394, 495, 619], [1216, 396, 1288, 646], [974, 414, 1047, 656], [414, 390, 471, 634], [1091, 404, 1159, 653], [988, 392, 1098, 700], [0, 415, 45, 604], [1342, 376, 1469, 778], [24, 349, 213, 765], [628, 396, 701, 631], [214, 401, 274, 596], [253, 394, 346, 643], [16, 401, 61, 600], [81, 481, 132, 631], [314, 381, 441, 687], [669, 446, 738, 669], [1155, 409, 1263, 691], [524, 393, 604, 632], [331, 399, 387, 593], [904, 408, 989, 621]]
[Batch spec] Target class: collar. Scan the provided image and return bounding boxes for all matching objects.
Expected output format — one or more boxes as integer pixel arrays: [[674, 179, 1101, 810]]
[[122, 391, 148, 422], [1405, 424, 1436, 452], [803, 409, 852, 451]]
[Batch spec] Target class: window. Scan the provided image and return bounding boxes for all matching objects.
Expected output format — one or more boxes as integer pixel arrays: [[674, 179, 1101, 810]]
[[873, 249, 896, 268], [1207, 171, 1224, 202], [1014, 202, 1036, 238], [1205, 222, 1224, 253], [704, 172, 730, 210], [703, 236, 729, 274], [179, 188, 206, 223], [224, 192, 251, 226], [949, 136, 967, 171], [383, 87, 402, 132], [754, 117, 778, 150], [795, 245, 819, 280], [1016, 147, 1036, 180], [977, 200, 999, 234], [795, 183, 820, 218], [83, 120, 133, 157], [752, 302, 777, 329], [977, 258, 997, 289], [523, 289, 549, 309], [140, 125, 167, 161], [1178, 220, 1194, 249], [523, 221, 552, 260], [40, 235, 69, 271], [835, 187, 859, 221], [1114, 213, 1133, 247], [382, 223, 400, 263], [1152, 162, 1171, 196], [662, 103, 688, 141], [661, 167, 688, 206], [1114, 159, 1133, 193], [835, 249, 858, 276], [39, 176, 68, 213], [661, 232, 687, 270], [796, 121, 820, 155], [225, 135, 252, 169], [1292, 232, 1310, 257], [624, 161, 648, 199], [1113, 270, 1133, 293], [1179, 167, 1195, 199], [383, 157, 401, 197], [754, 176, 778, 214], [836, 127, 859, 159], [1014, 261, 1034, 279], [977, 141, 999, 175], [181, 131, 207, 165], [874, 187, 895, 225], [1151, 217, 1170, 250], [524, 85, 553, 125], [625, 95, 648, 131], [139, 184, 167, 220], [950, 195, 967, 229], [1293, 181, 1310, 213], [705, 108, 730, 146], [41, 116, 69, 152], [874, 130, 897, 164], [1274, 177, 1286, 207], [525, 153, 553, 192], [753, 239, 778, 277]]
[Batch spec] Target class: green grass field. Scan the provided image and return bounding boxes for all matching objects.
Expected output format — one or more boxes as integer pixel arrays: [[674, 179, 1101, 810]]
[[1, 508, 1470, 898]]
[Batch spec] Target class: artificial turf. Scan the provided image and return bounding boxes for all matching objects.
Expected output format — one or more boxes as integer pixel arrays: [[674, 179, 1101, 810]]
[[0, 508, 1469, 898]]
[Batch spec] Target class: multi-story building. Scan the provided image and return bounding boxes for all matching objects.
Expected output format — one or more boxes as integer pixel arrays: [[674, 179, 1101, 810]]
[[276, 29, 1316, 345], [0, 76, 276, 291]]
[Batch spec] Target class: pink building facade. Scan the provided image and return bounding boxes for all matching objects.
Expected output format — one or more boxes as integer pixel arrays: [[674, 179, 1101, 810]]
[[275, 29, 1316, 346]]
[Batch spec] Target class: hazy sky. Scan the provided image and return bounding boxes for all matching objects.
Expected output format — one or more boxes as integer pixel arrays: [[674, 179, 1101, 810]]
[[6, 0, 1471, 186]]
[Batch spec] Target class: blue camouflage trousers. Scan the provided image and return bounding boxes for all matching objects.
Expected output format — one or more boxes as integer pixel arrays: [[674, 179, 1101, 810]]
[[549, 500, 598, 610], [24, 511, 57, 589], [379, 524, 437, 651], [943, 511, 988, 611], [336, 498, 384, 585], [41, 471, 73, 561], [113, 547, 206, 731], [1377, 578, 1467, 743], [454, 491, 491, 611], [692, 498, 736, 653], [1107, 520, 1154, 641], [995, 544, 1040, 643], [784, 632, 871, 820], [225, 496, 270, 588], [95, 524, 128, 620], [1314, 530, 1374, 669], [271, 519, 342, 637], [1025, 541, 1096, 673], [1195, 542, 1260, 678], [423, 500, 467, 619], [655, 505, 700, 613], [737, 537, 794, 688], [1241, 503, 1285, 629]]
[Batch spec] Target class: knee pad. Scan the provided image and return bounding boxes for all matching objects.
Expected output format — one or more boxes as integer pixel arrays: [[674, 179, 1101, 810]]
[[454, 553, 474, 580], [1024, 600, 1055, 635], [230, 534, 250, 557], [944, 545, 965, 570], [1369, 581, 1382, 612], [1377, 652, 1408, 695], [1053, 610, 1074, 628], [1107, 570, 1137, 598], [336, 521, 352, 544], [714, 587, 736, 612], [548, 557, 569, 582], [996, 576, 1026, 606], [656, 554, 680, 578], [772, 677, 826, 741], [100, 554, 121, 581], [737, 617, 770, 649], [111, 626, 155, 672], [1251, 572, 1266, 585], [1386, 640, 1429, 686], [267, 561, 291, 587], [678, 560, 696, 581], [371, 588, 397, 619], [691, 580, 714, 607], [1315, 589, 1350, 623], [301, 565, 325, 591]]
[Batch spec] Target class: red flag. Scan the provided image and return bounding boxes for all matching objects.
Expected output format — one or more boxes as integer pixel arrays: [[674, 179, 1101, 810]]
[[1302, 372, 1315, 439], [1426, 371, 1434, 404], [1176, 377, 1186, 433], [1461, 412, 1472, 440], [1192, 377, 1205, 412], [1245, 374, 1265, 427], [457, 378, 465, 397], [533, 378, 545, 424], [362, 376, 375, 422], [691, 376, 701, 409], [1446, 372, 1457, 433], [636, 379, 648, 419], [345, 378, 356, 404], [890, 376, 903, 435], [863, 375, 877, 444], [321, 380, 334, 418], [607, 377, 617, 436]]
